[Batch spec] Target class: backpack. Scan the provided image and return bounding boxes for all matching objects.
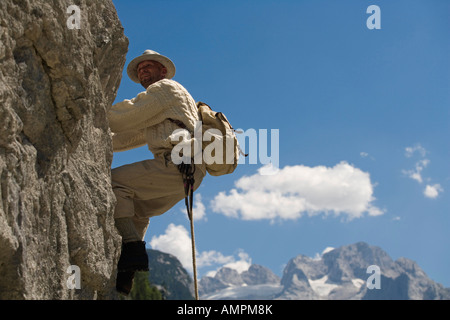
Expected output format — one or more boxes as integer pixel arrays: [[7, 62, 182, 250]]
[[169, 101, 245, 176], [197, 101, 245, 176]]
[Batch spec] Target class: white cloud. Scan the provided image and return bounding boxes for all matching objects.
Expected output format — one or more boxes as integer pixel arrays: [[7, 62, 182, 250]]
[[403, 144, 443, 200], [424, 184, 443, 199], [150, 223, 251, 275], [202, 250, 252, 277], [360, 151, 375, 160], [211, 161, 383, 221], [405, 144, 427, 158], [196, 250, 235, 268], [149, 224, 194, 272], [222, 251, 252, 273], [313, 246, 335, 260], [180, 193, 206, 221], [193, 194, 206, 220], [360, 152, 369, 158], [402, 159, 429, 183]]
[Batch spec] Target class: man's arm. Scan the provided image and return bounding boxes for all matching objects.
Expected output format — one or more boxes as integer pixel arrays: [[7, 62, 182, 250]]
[[107, 79, 182, 134], [110, 130, 147, 152]]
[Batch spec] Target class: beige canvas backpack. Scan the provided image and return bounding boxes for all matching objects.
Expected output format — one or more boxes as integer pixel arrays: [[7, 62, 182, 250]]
[[170, 101, 245, 176]]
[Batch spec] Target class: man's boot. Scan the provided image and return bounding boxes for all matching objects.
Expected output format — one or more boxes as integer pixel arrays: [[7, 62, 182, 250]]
[[116, 271, 136, 295], [114, 218, 148, 294], [117, 241, 149, 272], [116, 241, 149, 296]]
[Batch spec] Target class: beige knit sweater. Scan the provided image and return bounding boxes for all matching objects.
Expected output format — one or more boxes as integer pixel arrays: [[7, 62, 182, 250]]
[[108, 79, 199, 157]]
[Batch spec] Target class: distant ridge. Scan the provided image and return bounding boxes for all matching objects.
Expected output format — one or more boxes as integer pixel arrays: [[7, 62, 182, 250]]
[[150, 242, 449, 300]]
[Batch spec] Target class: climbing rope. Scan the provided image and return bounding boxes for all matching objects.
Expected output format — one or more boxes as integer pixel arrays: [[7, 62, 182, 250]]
[[177, 162, 199, 300]]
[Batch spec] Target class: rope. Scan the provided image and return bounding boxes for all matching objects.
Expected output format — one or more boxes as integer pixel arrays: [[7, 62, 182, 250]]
[[178, 162, 199, 300]]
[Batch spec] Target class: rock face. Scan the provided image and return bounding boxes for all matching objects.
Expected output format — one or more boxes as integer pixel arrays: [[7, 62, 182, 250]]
[[0, 0, 128, 299]]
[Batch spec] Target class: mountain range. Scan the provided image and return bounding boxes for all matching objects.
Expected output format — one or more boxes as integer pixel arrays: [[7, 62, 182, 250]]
[[146, 242, 450, 300]]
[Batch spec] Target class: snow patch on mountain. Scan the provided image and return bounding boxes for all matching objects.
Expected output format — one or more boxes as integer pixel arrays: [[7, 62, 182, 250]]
[[202, 284, 283, 300], [308, 276, 338, 297]]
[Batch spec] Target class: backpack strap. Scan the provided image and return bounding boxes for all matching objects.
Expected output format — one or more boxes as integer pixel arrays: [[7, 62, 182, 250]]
[[168, 118, 187, 129]]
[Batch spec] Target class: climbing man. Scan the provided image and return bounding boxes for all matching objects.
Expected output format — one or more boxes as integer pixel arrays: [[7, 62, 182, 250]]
[[107, 50, 207, 295]]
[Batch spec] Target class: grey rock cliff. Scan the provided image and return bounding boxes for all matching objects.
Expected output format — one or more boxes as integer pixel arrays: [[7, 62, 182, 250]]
[[0, 0, 128, 299]]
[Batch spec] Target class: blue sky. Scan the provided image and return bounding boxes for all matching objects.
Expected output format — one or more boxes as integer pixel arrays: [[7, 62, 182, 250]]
[[111, 0, 449, 288]]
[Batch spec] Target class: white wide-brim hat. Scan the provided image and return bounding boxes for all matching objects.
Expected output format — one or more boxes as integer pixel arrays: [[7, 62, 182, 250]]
[[126, 49, 176, 83]]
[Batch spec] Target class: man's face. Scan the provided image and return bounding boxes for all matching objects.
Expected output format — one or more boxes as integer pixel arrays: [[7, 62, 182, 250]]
[[137, 60, 167, 89]]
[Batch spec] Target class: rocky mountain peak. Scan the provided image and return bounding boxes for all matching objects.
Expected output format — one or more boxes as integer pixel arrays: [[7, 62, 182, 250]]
[[277, 242, 449, 300], [242, 264, 281, 285], [321, 241, 399, 282], [199, 264, 280, 297]]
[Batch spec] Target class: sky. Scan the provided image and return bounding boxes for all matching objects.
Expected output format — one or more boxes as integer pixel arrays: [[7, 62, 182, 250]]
[[110, 0, 450, 288]]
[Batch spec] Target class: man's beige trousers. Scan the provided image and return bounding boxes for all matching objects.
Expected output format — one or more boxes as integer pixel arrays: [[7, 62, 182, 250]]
[[111, 155, 206, 239]]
